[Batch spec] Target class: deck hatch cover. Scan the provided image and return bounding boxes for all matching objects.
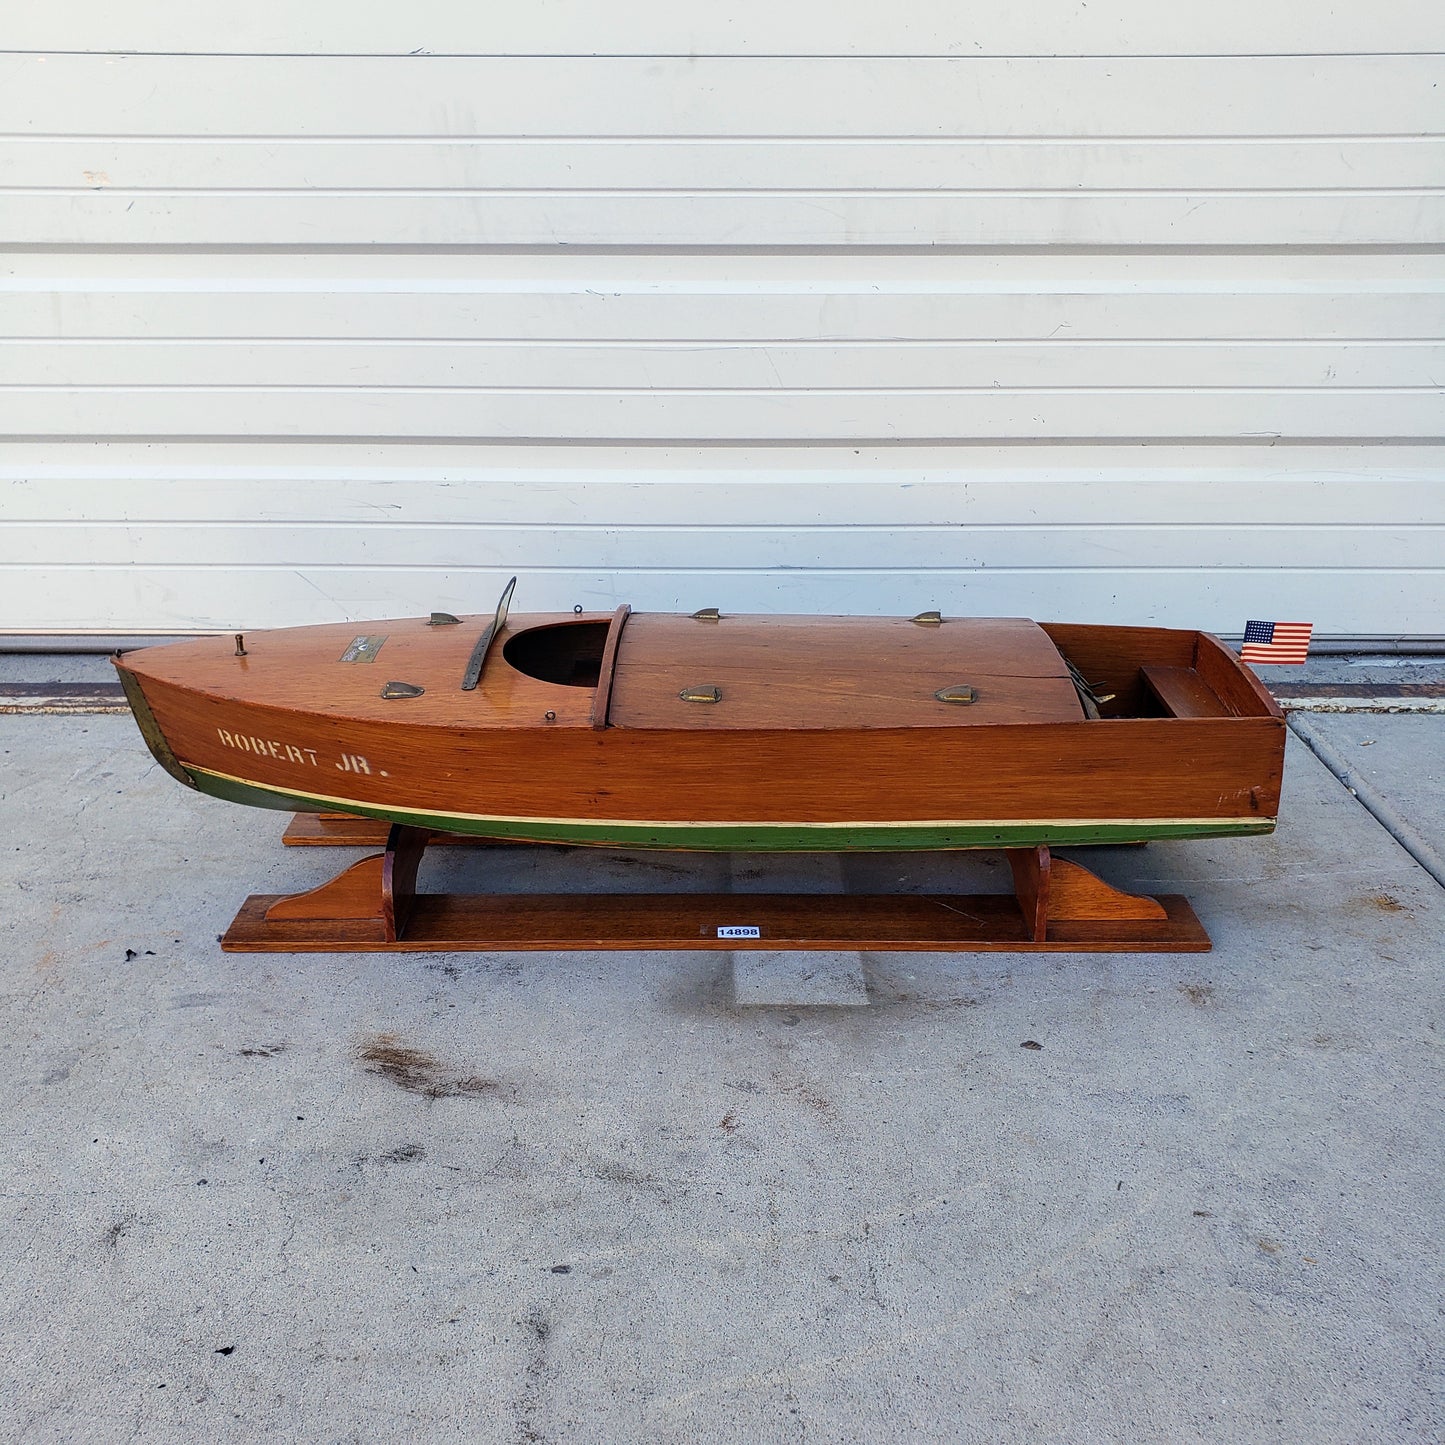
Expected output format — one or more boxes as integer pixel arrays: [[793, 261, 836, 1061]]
[[608, 615, 1084, 730]]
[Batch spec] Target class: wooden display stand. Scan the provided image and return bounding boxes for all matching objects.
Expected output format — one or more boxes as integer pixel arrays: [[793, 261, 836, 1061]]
[[281, 812, 488, 847], [222, 817, 1208, 953]]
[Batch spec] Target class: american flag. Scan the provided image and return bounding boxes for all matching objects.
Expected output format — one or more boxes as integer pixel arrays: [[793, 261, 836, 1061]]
[[1240, 620, 1313, 665]]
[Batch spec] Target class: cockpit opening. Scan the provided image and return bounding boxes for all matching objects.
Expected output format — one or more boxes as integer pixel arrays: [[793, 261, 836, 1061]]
[[502, 620, 610, 687]]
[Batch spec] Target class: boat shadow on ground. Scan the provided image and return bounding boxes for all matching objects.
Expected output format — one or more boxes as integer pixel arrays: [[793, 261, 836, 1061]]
[[410, 841, 1158, 1011]]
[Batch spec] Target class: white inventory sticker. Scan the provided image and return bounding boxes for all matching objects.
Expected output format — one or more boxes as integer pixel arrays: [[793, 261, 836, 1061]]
[[717, 925, 762, 940]]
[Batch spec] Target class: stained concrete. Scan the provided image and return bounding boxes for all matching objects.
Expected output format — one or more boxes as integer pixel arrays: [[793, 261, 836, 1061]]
[[1, 714, 1442, 1443]]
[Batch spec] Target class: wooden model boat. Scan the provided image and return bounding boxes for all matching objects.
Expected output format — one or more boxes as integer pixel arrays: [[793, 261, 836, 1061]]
[[115, 581, 1285, 854]]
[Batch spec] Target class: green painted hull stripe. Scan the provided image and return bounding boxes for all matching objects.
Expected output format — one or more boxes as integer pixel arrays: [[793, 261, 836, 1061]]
[[185, 767, 1275, 852]]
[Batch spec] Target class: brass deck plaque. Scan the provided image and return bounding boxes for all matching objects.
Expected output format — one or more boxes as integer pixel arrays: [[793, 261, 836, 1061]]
[[339, 635, 387, 664]]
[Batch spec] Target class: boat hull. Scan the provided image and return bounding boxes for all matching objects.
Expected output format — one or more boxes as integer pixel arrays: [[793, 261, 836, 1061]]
[[118, 658, 1284, 851]]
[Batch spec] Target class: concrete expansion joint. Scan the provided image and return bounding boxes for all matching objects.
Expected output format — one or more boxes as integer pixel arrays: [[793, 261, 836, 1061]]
[[1288, 713, 1445, 894]]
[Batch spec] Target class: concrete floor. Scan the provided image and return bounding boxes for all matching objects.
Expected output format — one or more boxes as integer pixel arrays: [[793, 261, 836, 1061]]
[[1, 712, 1442, 1443]]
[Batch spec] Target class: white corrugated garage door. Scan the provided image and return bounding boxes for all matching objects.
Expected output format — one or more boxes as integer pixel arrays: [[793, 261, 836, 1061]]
[[2, 3, 1442, 635]]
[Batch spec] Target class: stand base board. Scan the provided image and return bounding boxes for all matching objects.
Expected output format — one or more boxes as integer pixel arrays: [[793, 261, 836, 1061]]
[[222, 889, 1207, 953]]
